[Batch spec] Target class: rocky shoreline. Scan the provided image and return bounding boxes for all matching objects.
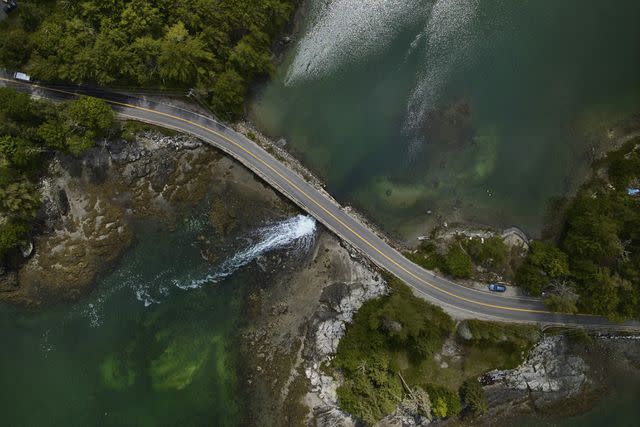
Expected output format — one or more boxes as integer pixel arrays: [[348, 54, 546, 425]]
[[474, 334, 640, 425], [238, 232, 640, 427], [0, 127, 296, 307], [1, 123, 638, 426], [0, 130, 218, 305], [236, 228, 388, 426]]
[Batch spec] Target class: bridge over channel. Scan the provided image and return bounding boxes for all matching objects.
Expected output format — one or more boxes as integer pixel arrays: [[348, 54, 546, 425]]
[[2, 76, 639, 333]]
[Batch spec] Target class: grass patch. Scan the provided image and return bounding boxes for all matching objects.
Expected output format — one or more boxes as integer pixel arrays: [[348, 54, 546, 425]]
[[121, 121, 177, 142], [406, 234, 513, 281]]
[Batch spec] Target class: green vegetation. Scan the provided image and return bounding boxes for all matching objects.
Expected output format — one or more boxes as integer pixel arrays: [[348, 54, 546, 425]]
[[443, 244, 474, 279], [462, 236, 509, 269], [515, 139, 640, 320], [407, 234, 511, 281], [460, 378, 488, 415], [406, 241, 443, 271], [0, 0, 295, 120], [515, 241, 569, 296], [120, 120, 176, 142], [425, 384, 461, 418], [0, 87, 114, 258], [331, 276, 539, 424], [100, 350, 136, 390], [458, 320, 539, 369], [333, 276, 454, 424]]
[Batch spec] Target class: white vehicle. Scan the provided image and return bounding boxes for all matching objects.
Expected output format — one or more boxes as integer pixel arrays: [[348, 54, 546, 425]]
[[13, 72, 31, 82]]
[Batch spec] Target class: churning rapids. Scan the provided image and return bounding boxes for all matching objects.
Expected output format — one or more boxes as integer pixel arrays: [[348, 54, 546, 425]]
[[135, 215, 317, 306]]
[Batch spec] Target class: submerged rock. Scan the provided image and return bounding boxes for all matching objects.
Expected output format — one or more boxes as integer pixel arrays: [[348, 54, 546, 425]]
[[100, 349, 137, 391], [150, 334, 222, 391]]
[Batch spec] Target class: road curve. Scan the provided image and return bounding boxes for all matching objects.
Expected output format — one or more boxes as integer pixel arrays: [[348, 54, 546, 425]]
[[2, 77, 639, 331]]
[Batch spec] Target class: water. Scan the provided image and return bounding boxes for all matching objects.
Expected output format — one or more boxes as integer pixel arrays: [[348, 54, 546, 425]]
[[173, 214, 316, 291], [0, 203, 316, 426], [252, 0, 640, 238], [518, 374, 640, 426]]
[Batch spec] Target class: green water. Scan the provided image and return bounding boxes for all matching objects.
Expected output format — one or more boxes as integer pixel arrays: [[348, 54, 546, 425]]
[[2, 2, 640, 425], [252, 0, 640, 238], [0, 207, 245, 427], [519, 373, 640, 427]]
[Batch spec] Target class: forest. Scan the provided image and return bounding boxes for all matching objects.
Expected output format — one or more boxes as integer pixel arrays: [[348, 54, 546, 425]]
[[517, 138, 640, 320], [0, 0, 294, 119], [406, 138, 640, 321], [0, 88, 114, 258]]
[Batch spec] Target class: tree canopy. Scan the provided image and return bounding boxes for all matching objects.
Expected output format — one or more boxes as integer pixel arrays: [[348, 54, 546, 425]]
[[333, 277, 455, 424], [0, 0, 295, 120], [516, 139, 640, 320], [0, 88, 114, 258]]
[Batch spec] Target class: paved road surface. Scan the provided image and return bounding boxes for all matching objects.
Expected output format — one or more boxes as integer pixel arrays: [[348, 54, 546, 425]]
[[2, 77, 639, 331]]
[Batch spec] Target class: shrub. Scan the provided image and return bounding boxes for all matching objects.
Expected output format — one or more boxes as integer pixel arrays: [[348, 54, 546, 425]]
[[0, 220, 28, 257], [544, 294, 578, 314], [0, 180, 41, 221], [529, 241, 569, 279], [333, 276, 455, 424], [443, 244, 474, 278], [406, 242, 444, 271], [336, 353, 403, 425], [515, 262, 548, 296], [425, 384, 461, 418], [458, 320, 539, 369], [460, 379, 487, 415], [462, 236, 509, 268]]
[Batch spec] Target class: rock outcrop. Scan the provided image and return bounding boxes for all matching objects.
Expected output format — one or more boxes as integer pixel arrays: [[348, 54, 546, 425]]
[[1, 131, 223, 306], [237, 230, 388, 427], [303, 265, 388, 427], [480, 336, 589, 420]]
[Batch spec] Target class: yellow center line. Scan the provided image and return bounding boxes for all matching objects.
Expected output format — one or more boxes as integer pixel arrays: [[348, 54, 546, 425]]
[[116, 112, 551, 315], [2, 77, 562, 316]]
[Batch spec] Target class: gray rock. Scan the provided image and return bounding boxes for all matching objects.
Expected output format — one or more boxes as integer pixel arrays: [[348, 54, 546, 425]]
[[457, 320, 473, 340], [383, 319, 403, 334], [378, 389, 432, 427], [19, 240, 34, 258], [484, 336, 588, 409]]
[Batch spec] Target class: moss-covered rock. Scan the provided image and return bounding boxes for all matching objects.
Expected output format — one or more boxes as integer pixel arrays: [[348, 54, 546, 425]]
[[100, 350, 136, 391], [150, 333, 222, 391]]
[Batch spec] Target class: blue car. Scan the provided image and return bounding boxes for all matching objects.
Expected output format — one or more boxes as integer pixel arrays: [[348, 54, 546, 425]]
[[488, 283, 507, 292]]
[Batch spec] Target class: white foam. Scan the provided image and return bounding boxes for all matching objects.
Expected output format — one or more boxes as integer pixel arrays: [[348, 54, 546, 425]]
[[174, 214, 317, 290], [286, 0, 423, 85], [404, 0, 480, 153], [285, 0, 480, 155]]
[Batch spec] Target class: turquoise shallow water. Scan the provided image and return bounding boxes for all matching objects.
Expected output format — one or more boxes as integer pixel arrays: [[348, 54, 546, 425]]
[[252, 0, 640, 238]]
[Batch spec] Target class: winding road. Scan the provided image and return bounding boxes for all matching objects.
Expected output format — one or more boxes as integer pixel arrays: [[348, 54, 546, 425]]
[[2, 76, 639, 331]]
